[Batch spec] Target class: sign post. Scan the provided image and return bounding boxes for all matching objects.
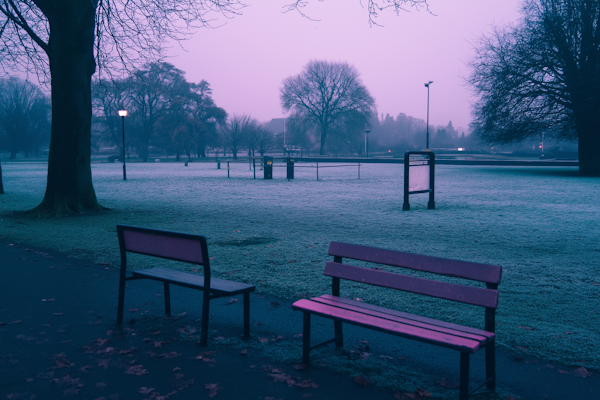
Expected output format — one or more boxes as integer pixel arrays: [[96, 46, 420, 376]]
[[403, 151, 435, 211]]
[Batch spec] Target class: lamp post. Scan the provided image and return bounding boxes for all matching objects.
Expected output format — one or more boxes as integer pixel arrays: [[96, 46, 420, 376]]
[[118, 109, 128, 180], [365, 129, 370, 157], [424, 81, 433, 150]]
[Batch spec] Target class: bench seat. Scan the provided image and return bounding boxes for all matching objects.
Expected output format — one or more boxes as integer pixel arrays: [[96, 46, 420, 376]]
[[293, 296, 494, 353], [132, 267, 255, 298]]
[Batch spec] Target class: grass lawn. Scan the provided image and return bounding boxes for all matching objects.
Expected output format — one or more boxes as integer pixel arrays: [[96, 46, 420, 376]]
[[1, 160, 599, 372]]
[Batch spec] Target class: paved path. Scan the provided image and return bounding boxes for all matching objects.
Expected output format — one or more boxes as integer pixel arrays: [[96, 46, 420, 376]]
[[1, 239, 598, 399]]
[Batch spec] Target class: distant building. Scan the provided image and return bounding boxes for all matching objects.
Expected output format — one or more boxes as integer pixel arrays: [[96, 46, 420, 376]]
[[264, 118, 284, 135]]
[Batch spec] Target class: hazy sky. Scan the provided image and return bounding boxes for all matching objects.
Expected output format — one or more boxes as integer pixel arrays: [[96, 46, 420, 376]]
[[168, 0, 523, 132]]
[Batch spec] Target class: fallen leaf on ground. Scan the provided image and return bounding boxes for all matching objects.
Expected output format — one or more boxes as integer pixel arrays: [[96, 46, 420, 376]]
[[518, 326, 536, 330], [240, 349, 247, 356], [138, 387, 155, 394], [574, 367, 592, 377], [42, 298, 55, 302], [205, 383, 222, 398], [125, 365, 147, 375], [96, 382, 107, 389], [227, 299, 239, 305]]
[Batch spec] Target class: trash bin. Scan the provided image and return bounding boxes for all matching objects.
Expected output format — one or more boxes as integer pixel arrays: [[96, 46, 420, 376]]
[[264, 156, 273, 179], [287, 158, 294, 180]]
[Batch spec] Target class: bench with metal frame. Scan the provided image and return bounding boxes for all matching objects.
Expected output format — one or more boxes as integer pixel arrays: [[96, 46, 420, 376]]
[[292, 241, 502, 400], [116, 225, 255, 346]]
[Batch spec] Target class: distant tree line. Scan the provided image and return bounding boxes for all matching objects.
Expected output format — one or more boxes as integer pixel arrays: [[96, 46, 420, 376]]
[[92, 62, 279, 161], [0, 78, 51, 159]]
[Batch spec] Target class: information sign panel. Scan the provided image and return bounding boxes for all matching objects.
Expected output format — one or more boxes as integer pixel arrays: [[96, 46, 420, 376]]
[[403, 152, 435, 211]]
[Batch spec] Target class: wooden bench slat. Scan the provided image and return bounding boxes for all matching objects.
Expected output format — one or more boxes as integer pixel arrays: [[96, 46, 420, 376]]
[[318, 295, 494, 339], [292, 299, 481, 353], [311, 296, 492, 344], [329, 242, 502, 284], [132, 267, 255, 295], [122, 228, 204, 264], [324, 262, 499, 308]]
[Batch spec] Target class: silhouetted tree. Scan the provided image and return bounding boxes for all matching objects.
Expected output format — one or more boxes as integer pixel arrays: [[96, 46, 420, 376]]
[[281, 60, 376, 155], [0, 78, 50, 159], [256, 124, 274, 156], [469, 0, 600, 175], [221, 114, 253, 159], [127, 62, 191, 161]]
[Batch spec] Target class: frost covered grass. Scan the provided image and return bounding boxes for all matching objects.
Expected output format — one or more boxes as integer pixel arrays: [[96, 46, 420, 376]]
[[1, 160, 599, 371]]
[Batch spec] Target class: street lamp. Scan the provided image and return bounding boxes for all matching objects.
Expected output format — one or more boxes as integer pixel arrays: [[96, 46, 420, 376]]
[[118, 109, 128, 180], [424, 81, 433, 150], [365, 129, 371, 158]]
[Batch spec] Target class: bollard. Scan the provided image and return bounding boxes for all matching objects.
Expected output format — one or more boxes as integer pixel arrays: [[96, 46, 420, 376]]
[[217, 159, 221, 169], [253, 159, 256, 179], [264, 156, 273, 179], [185, 160, 188, 166], [287, 158, 294, 180], [227, 161, 230, 178]]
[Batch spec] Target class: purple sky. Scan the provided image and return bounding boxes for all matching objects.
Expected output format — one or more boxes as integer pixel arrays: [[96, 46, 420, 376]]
[[169, 0, 522, 133]]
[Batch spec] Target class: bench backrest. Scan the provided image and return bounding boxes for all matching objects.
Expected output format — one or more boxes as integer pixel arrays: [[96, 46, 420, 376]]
[[327, 241, 502, 310], [117, 225, 211, 279]]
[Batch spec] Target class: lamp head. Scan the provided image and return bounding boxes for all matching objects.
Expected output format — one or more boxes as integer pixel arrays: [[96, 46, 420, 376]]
[[424, 81, 433, 87], [118, 110, 128, 117]]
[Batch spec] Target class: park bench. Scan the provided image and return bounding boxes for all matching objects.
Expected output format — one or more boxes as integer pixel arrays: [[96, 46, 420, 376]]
[[116, 225, 255, 347], [292, 241, 502, 400]]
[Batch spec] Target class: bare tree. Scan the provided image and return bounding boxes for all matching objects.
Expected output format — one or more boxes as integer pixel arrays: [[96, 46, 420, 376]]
[[256, 124, 274, 156], [281, 60, 376, 155], [283, 0, 429, 26], [221, 114, 253, 159], [468, 0, 600, 176]]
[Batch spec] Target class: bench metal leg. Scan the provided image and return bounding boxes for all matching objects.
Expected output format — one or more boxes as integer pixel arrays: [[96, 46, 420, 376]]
[[334, 321, 343, 348], [200, 294, 210, 347], [302, 313, 311, 366], [164, 282, 171, 316], [486, 343, 496, 391], [243, 292, 250, 338], [117, 278, 126, 325], [459, 352, 470, 400]]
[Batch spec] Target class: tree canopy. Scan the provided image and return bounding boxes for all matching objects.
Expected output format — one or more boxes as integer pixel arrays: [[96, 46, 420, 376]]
[[280, 60, 376, 155], [468, 0, 600, 175]]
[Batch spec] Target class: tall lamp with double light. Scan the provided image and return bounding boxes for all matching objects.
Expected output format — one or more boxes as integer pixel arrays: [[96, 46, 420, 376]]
[[118, 110, 128, 180]]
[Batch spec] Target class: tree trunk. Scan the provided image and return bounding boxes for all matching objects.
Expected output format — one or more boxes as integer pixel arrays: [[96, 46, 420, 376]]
[[319, 124, 328, 155], [29, 1, 103, 217], [578, 128, 600, 176], [139, 142, 149, 162]]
